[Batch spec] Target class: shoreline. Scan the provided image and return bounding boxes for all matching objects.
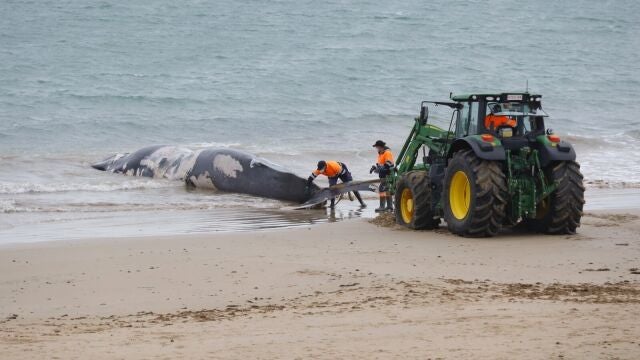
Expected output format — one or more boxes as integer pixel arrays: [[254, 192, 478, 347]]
[[2, 186, 640, 247], [1, 209, 639, 358]]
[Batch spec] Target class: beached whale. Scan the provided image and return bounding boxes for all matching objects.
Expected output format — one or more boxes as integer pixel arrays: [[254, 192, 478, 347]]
[[91, 145, 318, 203]]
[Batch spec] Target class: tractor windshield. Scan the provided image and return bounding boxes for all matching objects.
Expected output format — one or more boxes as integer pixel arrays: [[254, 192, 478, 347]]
[[488, 102, 546, 117], [486, 102, 548, 135]]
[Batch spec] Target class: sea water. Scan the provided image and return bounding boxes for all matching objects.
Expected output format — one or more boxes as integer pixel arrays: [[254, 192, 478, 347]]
[[1, 0, 639, 242]]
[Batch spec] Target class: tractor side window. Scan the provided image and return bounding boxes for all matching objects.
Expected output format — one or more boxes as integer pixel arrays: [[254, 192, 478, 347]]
[[468, 101, 479, 135], [456, 103, 469, 137], [530, 116, 545, 135]]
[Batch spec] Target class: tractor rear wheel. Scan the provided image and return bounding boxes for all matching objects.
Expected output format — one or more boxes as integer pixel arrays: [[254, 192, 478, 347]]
[[443, 150, 508, 237], [525, 161, 585, 234], [394, 171, 440, 229]]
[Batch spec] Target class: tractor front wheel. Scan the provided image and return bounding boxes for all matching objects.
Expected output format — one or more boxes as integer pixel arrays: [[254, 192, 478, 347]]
[[443, 150, 508, 237], [525, 161, 585, 234], [394, 171, 440, 229]]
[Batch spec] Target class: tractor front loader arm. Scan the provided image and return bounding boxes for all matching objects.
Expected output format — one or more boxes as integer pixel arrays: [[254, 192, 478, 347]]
[[390, 118, 451, 193]]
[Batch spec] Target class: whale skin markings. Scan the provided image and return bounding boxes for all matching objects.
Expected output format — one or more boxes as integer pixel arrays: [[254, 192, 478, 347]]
[[249, 157, 287, 171], [137, 146, 197, 180], [187, 171, 217, 190], [213, 154, 243, 179]]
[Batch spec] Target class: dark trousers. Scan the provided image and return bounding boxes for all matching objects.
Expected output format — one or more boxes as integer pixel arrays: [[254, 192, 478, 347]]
[[378, 168, 390, 194], [328, 163, 353, 186], [327, 163, 364, 207]]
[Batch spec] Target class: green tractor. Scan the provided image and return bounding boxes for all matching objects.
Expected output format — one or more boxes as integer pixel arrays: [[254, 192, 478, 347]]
[[390, 93, 585, 237]]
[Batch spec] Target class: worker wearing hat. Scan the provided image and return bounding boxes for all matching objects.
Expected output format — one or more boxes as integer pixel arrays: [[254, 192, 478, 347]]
[[370, 140, 395, 212], [307, 160, 366, 208]]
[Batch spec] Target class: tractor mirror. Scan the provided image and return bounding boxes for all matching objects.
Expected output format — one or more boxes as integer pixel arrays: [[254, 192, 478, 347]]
[[419, 105, 429, 125]]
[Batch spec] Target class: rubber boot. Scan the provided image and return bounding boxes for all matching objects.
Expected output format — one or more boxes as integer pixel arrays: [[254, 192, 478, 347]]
[[386, 196, 394, 212], [375, 197, 386, 212], [354, 191, 366, 208], [330, 198, 336, 209]]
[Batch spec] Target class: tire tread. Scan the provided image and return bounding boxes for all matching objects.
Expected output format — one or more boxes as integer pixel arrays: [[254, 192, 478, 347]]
[[445, 150, 508, 237], [395, 171, 440, 230]]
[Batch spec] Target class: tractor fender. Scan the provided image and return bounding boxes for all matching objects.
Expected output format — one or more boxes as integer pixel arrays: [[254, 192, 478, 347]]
[[448, 138, 506, 161], [536, 140, 576, 166]]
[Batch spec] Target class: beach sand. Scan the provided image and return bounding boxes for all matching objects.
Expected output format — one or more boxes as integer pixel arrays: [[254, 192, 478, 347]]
[[1, 210, 639, 359]]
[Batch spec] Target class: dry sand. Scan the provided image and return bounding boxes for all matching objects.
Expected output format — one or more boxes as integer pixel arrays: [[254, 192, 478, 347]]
[[1, 210, 639, 359]]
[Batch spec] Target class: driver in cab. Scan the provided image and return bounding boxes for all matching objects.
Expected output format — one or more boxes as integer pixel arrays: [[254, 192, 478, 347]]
[[484, 104, 516, 131]]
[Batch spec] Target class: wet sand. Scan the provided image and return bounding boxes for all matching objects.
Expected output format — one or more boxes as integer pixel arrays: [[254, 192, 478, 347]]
[[3, 187, 639, 245], [1, 209, 639, 359]]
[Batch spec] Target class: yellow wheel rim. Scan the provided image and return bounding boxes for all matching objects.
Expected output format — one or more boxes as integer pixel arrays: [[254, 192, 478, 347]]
[[400, 188, 414, 224], [449, 170, 471, 220]]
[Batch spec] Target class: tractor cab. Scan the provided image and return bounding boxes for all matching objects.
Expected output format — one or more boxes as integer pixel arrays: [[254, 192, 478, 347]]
[[450, 93, 548, 141]]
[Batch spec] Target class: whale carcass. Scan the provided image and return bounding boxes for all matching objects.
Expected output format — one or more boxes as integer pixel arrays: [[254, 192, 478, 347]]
[[92, 145, 317, 203]]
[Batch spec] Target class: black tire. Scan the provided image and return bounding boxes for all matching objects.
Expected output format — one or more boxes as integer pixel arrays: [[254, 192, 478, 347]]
[[525, 161, 585, 234], [443, 149, 508, 237], [394, 171, 440, 229]]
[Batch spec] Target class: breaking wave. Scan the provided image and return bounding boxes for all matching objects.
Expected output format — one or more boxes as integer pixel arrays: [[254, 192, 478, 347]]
[[0, 180, 178, 195], [1, 196, 281, 214]]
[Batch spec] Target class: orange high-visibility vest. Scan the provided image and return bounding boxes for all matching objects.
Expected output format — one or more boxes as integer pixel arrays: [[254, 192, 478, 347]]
[[377, 149, 394, 166], [313, 161, 343, 178], [484, 114, 516, 130]]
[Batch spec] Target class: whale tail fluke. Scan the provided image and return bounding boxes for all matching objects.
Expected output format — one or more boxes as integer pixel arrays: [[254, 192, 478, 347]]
[[289, 179, 380, 209]]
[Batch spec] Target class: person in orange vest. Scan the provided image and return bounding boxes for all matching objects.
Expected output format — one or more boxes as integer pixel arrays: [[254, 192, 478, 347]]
[[370, 140, 395, 212], [484, 104, 516, 131], [307, 160, 366, 208]]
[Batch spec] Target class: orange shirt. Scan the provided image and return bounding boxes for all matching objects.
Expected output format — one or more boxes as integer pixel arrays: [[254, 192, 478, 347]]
[[377, 149, 394, 166], [484, 114, 516, 130], [313, 161, 342, 178]]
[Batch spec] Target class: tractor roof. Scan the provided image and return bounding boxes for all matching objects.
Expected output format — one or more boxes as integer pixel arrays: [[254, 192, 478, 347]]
[[451, 93, 541, 102]]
